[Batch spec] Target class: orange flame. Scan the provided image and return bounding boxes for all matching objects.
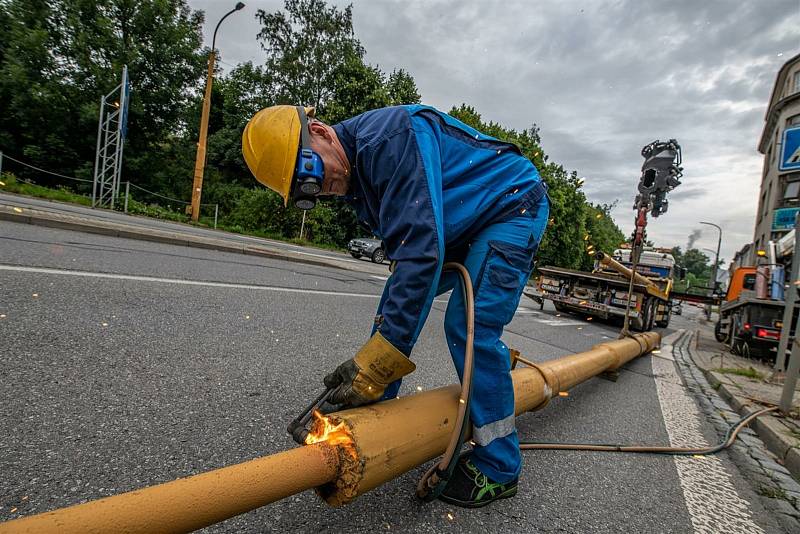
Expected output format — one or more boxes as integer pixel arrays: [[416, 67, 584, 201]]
[[304, 410, 353, 447]]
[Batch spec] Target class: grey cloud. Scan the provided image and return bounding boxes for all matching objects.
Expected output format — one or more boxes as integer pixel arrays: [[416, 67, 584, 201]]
[[188, 0, 800, 261]]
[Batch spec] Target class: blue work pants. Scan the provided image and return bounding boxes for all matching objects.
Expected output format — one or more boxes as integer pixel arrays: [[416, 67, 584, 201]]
[[383, 197, 549, 483]]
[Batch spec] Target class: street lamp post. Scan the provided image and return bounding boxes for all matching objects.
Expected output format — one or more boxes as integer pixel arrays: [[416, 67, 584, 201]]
[[190, 2, 245, 222], [700, 221, 722, 319]]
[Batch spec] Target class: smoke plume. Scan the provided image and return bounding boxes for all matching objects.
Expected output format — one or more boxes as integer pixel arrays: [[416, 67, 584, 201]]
[[687, 229, 702, 250]]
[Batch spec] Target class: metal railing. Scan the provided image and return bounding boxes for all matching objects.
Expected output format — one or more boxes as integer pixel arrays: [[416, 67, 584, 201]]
[[0, 150, 218, 229]]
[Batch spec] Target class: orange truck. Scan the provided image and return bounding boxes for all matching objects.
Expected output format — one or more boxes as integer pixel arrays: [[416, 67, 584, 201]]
[[714, 266, 792, 360]]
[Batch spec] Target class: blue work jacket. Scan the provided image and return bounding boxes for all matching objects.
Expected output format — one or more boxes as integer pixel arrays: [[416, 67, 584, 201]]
[[333, 105, 545, 356]]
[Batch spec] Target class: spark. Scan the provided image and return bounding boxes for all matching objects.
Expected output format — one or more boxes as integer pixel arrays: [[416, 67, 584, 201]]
[[416, 386, 423, 391], [447, 512, 454, 520], [21, 496, 27, 501], [586, 317, 593, 321], [13, 207, 23, 213], [101, 322, 108, 327], [555, 313, 561, 317], [32, 293, 38, 298], [558, 391, 569, 397], [459, 398, 465, 404], [10, 507, 17, 513], [595, 213, 602, 219], [577, 327, 583, 330], [651, 349, 661, 354], [0, 181, 5, 186], [245, 315, 250, 320], [0, 314, 6, 319]]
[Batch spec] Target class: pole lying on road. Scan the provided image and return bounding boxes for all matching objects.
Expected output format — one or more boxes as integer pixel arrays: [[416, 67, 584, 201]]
[[0, 332, 659, 534]]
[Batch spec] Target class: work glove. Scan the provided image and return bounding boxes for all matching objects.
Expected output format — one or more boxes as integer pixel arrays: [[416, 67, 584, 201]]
[[324, 332, 416, 407]]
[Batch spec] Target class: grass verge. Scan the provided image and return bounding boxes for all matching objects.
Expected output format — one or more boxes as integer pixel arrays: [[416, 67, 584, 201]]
[[715, 367, 764, 380]]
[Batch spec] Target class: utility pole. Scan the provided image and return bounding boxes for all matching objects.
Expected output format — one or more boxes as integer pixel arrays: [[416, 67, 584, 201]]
[[190, 2, 245, 222], [700, 221, 722, 319]]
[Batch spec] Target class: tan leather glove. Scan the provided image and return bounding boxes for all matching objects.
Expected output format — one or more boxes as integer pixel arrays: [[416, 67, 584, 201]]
[[324, 332, 416, 407]]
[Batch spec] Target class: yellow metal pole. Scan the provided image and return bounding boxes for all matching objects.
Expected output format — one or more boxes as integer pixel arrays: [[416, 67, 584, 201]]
[[0, 444, 340, 534], [595, 251, 668, 300], [190, 51, 215, 222], [0, 333, 659, 533]]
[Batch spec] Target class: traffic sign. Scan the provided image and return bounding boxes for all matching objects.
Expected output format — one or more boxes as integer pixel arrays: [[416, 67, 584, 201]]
[[780, 126, 800, 171]]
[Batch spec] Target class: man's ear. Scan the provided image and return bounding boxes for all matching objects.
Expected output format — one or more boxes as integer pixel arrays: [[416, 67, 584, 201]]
[[308, 121, 333, 143]]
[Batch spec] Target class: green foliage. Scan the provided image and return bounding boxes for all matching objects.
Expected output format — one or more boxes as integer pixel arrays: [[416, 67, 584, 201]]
[[0, 0, 205, 192], [125, 198, 188, 223], [386, 69, 421, 105], [0, 0, 629, 265], [581, 203, 626, 270], [448, 104, 625, 270], [256, 0, 363, 110], [0, 172, 92, 206], [716, 367, 764, 380]]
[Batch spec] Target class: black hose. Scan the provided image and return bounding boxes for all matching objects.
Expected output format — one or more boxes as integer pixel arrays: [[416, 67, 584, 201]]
[[519, 406, 777, 456]]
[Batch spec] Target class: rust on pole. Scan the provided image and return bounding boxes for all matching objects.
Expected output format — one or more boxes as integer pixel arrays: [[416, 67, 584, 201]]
[[0, 332, 659, 533]]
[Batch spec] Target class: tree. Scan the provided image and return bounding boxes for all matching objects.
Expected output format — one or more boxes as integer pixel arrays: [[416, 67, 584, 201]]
[[0, 0, 206, 192], [448, 104, 623, 270], [256, 0, 364, 111], [386, 69, 421, 105]]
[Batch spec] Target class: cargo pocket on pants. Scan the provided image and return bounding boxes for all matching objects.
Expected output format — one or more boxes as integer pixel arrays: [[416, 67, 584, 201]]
[[474, 240, 534, 326]]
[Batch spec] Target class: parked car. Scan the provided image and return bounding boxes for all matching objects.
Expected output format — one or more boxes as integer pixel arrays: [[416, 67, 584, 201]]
[[347, 237, 387, 264]]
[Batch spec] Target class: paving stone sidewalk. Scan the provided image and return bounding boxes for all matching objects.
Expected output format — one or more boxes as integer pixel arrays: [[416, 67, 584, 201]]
[[668, 329, 800, 530], [689, 322, 800, 478]]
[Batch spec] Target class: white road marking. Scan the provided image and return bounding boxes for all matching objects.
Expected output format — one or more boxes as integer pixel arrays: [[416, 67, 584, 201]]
[[654, 331, 764, 534], [531, 318, 587, 327], [0, 264, 383, 300]]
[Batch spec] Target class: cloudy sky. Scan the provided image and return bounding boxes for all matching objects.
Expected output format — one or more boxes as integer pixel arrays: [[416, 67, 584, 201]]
[[188, 0, 799, 263]]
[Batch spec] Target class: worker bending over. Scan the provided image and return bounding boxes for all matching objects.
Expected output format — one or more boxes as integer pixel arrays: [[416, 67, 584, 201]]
[[243, 104, 548, 508]]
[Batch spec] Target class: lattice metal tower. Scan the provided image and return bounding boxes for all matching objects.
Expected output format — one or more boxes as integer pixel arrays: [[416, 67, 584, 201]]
[[92, 65, 129, 208]]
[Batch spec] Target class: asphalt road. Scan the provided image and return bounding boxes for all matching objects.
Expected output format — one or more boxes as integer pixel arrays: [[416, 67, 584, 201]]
[[0, 220, 783, 533]]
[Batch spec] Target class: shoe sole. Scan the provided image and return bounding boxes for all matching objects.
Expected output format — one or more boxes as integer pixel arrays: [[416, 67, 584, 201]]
[[438, 486, 518, 509]]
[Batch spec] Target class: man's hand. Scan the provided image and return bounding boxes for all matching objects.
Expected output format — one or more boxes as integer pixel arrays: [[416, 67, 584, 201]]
[[324, 332, 416, 407]]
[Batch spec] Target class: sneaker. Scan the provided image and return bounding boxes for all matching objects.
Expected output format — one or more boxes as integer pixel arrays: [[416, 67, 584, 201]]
[[438, 457, 518, 508]]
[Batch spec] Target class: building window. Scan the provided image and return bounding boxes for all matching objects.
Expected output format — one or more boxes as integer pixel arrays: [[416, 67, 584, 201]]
[[785, 181, 800, 199], [789, 113, 800, 127], [794, 71, 800, 94]]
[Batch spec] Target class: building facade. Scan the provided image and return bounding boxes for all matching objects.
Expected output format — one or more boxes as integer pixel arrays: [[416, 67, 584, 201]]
[[752, 53, 800, 264]]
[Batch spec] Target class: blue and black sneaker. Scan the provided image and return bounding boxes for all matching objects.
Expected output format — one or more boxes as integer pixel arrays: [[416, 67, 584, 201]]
[[438, 456, 518, 508]]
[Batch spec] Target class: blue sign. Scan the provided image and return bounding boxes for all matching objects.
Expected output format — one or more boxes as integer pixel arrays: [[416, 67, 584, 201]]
[[773, 207, 800, 231], [781, 126, 800, 171]]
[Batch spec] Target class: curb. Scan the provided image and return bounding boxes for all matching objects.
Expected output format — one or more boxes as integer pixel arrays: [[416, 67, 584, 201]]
[[686, 330, 800, 482], [0, 204, 366, 274]]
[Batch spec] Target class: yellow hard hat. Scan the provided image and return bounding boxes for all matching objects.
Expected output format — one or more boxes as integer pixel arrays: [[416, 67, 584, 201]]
[[242, 105, 315, 206]]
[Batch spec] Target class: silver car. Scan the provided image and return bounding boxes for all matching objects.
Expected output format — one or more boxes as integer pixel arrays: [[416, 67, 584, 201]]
[[348, 238, 387, 264]]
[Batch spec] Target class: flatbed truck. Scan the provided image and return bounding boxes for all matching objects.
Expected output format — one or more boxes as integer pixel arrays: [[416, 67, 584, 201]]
[[529, 248, 680, 331]]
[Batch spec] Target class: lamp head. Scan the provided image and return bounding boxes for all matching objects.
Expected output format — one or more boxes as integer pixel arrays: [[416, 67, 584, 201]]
[[235, 2, 245, 10]]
